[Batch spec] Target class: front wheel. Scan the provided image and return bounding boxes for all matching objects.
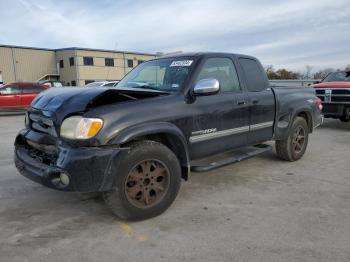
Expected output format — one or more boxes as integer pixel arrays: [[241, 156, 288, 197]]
[[275, 117, 309, 161], [103, 140, 181, 220]]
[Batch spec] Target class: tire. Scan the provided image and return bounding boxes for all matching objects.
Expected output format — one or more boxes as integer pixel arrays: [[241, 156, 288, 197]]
[[103, 140, 181, 220], [275, 116, 309, 161], [339, 116, 350, 122]]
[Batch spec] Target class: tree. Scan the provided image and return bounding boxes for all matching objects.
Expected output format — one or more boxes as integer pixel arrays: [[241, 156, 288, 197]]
[[264, 65, 278, 79], [264, 65, 300, 80], [302, 65, 314, 79]]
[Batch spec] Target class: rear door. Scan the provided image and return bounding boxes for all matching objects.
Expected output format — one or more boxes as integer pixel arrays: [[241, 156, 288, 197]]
[[0, 85, 21, 109], [188, 56, 250, 159], [238, 58, 275, 144]]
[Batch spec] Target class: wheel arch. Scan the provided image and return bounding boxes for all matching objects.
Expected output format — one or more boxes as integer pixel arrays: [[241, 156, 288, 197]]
[[274, 108, 314, 140], [108, 122, 190, 180]]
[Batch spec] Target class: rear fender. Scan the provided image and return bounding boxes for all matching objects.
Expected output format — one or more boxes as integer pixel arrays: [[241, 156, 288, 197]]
[[274, 107, 313, 140]]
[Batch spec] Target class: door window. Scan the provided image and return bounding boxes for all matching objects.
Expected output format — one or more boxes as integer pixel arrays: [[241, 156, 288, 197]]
[[0, 86, 21, 95], [196, 58, 240, 92], [22, 86, 46, 94]]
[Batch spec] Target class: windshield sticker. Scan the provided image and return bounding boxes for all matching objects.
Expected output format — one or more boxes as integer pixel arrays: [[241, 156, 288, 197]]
[[170, 60, 193, 67]]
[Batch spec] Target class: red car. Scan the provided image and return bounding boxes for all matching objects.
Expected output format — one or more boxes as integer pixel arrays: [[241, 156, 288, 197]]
[[0, 82, 48, 110], [313, 70, 350, 122]]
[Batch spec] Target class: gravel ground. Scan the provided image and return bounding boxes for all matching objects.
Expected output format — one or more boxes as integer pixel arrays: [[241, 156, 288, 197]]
[[0, 115, 349, 262]]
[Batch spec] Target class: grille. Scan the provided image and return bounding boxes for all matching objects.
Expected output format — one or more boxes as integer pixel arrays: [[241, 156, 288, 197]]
[[332, 89, 350, 95], [315, 88, 350, 103], [29, 110, 57, 136], [315, 89, 325, 95], [332, 96, 350, 102]]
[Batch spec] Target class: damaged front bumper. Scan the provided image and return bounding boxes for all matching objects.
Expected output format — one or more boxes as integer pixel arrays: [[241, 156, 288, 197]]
[[14, 129, 127, 192]]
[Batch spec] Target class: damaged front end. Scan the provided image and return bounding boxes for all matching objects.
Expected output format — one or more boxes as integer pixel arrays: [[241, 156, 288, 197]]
[[13, 87, 164, 192]]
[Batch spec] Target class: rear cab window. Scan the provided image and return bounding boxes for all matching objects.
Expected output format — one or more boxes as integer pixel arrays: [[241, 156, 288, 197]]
[[239, 58, 269, 92]]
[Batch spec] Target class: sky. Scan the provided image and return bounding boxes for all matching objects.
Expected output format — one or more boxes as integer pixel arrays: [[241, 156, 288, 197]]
[[0, 0, 349, 72]]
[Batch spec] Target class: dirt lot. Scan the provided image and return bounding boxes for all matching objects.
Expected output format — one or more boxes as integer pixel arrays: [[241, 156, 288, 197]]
[[0, 115, 349, 262]]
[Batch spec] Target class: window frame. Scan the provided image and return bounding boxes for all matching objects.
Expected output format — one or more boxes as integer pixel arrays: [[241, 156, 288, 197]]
[[127, 59, 134, 68], [59, 59, 64, 69], [69, 57, 75, 66], [105, 58, 114, 67], [83, 56, 94, 66]]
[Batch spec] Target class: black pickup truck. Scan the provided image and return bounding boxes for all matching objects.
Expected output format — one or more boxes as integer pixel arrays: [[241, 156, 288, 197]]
[[14, 52, 323, 220]]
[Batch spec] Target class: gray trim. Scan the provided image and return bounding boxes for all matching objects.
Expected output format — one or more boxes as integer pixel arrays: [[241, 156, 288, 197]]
[[189, 126, 249, 143], [0, 44, 157, 56], [250, 121, 274, 131], [55, 47, 157, 56], [189, 121, 274, 144]]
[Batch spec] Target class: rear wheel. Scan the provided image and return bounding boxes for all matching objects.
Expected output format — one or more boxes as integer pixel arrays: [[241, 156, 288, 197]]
[[276, 116, 309, 161], [103, 140, 181, 220]]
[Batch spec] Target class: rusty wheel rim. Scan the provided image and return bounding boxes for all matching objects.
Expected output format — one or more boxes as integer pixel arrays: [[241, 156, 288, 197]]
[[292, 126, 305, 154], [125, 159, 170, 208]]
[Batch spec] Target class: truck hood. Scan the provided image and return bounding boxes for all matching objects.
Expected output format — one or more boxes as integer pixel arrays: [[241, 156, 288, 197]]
[[31, 87, 168, 122], [313, 82, 350, 88]]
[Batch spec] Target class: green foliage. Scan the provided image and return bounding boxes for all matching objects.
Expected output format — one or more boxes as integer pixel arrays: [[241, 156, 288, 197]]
[[265, 65, 300, 80]]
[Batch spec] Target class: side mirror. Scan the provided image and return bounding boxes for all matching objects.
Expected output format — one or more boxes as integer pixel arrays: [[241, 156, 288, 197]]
[[193, 78, 220, 96]]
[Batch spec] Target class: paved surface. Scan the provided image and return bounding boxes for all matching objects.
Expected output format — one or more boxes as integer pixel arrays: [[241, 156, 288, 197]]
[[0, 115, 350, 262]]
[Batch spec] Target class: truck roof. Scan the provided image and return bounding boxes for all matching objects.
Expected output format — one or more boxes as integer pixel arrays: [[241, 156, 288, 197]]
[[156, 52, 258, 61]]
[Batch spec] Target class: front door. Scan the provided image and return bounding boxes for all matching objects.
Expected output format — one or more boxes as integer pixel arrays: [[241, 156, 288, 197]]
[[188, 57, 250, 159]]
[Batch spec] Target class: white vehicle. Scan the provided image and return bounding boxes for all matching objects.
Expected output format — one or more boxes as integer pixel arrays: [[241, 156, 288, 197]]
[[85, 81, 119, 88]]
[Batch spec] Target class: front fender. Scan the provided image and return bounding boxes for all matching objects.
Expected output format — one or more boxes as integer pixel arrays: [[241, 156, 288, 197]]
[[107, 122, 190, 179]]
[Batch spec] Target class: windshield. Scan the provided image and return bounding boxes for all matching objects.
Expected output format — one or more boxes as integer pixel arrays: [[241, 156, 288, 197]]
[[117, 57, 195, 92], [85, 82, 105, 87], [323, 71, 350, 82]]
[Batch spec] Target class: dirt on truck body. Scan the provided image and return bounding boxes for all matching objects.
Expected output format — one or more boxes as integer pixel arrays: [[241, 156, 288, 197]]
[[14, 52, 323, 220]]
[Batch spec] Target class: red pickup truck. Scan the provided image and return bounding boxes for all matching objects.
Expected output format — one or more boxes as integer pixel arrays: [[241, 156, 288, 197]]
[[313, 70, 350, 122], [0, 82, 48, 110]]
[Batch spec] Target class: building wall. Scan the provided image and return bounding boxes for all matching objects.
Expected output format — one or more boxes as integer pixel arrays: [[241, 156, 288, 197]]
[[55, 50, 77, 86], [0, 47, 15, 84], [0, 46, 56, 83], [76, 50, 156, 86], [0, 45, 156, 86]]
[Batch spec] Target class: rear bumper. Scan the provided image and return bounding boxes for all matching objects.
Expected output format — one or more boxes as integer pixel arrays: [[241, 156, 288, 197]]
[[14, 130, 127, 192]]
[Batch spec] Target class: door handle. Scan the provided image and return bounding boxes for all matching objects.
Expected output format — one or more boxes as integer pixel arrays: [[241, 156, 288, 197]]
[[252, 100, 259, 105], [237, 100, 246, 106]]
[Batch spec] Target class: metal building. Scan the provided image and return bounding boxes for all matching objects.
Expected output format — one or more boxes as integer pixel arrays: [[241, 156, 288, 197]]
[[0, 45, 156, 86]]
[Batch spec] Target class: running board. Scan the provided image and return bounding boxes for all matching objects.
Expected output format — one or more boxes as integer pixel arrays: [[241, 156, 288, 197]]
[[190, 144, 272, 172]]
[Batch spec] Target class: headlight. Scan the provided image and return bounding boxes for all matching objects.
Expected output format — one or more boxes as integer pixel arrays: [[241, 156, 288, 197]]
[[60, 116, 103, 139]]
